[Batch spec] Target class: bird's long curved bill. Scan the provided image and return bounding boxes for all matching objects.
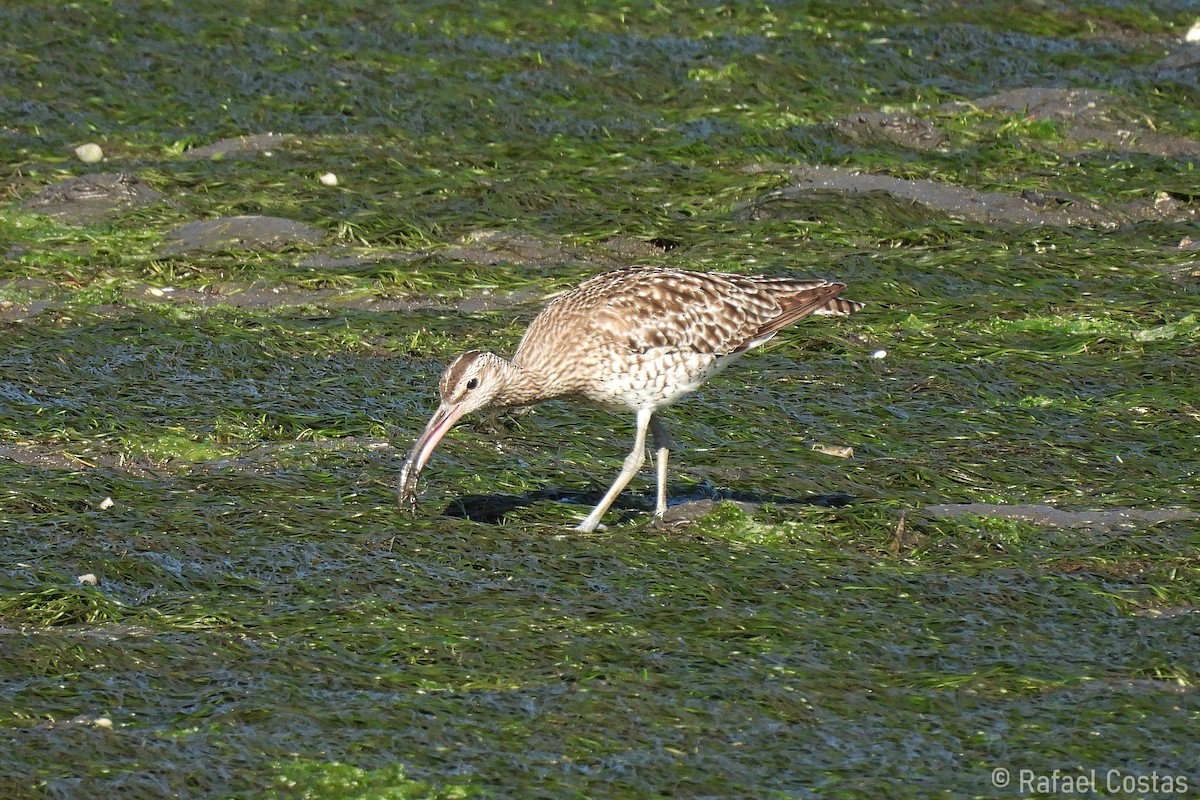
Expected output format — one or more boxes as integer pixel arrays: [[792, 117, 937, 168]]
[[398, 402, 466, 511]]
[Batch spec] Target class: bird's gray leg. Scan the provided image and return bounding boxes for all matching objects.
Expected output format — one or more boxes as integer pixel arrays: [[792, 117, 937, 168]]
[[650, 413, 673, 521], [576, 408, 652, 533]]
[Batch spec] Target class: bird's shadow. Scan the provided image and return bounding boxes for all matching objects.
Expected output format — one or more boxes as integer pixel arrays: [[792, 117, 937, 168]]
[[441, 484, 855, 526]]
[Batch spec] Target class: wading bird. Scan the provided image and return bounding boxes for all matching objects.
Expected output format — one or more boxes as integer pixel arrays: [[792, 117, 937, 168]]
[[398, 267, 862, 532]]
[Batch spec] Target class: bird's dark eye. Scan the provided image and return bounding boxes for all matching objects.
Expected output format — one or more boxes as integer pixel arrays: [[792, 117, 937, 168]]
[[466, 377, 479, 390]]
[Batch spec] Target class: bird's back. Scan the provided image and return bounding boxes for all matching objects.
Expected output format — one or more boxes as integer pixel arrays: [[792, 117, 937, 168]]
[[508, 268, 859, 410]]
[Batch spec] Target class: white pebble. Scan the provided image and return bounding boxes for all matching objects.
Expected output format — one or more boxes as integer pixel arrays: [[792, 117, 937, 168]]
[[1187, 21, 1200, 43], [319, 172, 339, 186], [872, 349, 887, 359], [77, 573, 98, 585], [99, 496, 115, 509], [74, 143, 104, 163], [93, 717, 113, 730]]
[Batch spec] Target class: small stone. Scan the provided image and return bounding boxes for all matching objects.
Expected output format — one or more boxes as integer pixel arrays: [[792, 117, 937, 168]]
[[99, 496, 115, 509], [74, 143, 104, 164], [77, 573, 98, 585], [872, 349, 887, 359], [319, 172, 339, 187], [812, 444, 854, 458], [93, 717, 113, 730], [1186, 21, 1200, 43]]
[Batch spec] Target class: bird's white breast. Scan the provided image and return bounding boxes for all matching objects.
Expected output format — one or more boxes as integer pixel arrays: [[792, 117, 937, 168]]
[[583, 348, 746, 410]]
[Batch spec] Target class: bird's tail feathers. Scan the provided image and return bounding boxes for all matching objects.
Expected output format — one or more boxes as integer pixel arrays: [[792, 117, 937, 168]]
[[812, 296, 864, 316]]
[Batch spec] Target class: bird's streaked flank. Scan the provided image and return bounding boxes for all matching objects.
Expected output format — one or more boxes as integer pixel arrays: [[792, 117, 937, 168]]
[[398, 267, 862, 532]]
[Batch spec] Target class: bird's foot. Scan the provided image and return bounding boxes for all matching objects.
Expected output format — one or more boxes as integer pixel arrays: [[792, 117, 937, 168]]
[[574, 519, 607, 533]]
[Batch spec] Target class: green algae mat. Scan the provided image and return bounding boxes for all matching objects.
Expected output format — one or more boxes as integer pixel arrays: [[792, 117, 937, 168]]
[[1, 2, 1198, 798]]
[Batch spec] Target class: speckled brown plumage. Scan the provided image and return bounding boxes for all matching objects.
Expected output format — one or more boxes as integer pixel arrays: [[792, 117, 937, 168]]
[[399, 267, 862, 532]]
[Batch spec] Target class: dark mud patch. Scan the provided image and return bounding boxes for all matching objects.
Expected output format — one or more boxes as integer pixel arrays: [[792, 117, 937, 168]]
[[828, 86, 1200, 160], [743, 164, 1199, 227], [138, 282, 380, 310], [923, 502, 1197, 532], [656, 491, 855, 526], [1067, 126, 1200, 159], [442, 229, 669, 269], [0, 279, 62, 322], [133, 280, 544, 315], [0, 298, 57, 322], [968, 87, 1118, 125], [0, 276, 544, 320], [300, 230, 665, 274], [0, 434, 393, 483], [1131, 606, 1199, 620], [196, 436, 395, 480], [182, 132, 297, 160], [962, 87, 1200, 158], [829, 112, 949, 151], [0, 443, 163, 481], [294, 249, 419, 271], [19, 173, 168, 224], [1147, 42, 1200, 77], [659, 497, 759, 526], [158, 215, 325, 255]]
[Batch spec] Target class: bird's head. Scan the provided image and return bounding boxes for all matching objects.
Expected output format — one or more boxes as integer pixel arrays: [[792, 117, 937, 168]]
[[437, 350, 508, 415], [398, 350, 510, 509]]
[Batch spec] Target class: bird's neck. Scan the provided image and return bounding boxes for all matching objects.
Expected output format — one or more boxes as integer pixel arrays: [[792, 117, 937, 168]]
[[489, 357, 547, 408], [487, 347, 580, 407]]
